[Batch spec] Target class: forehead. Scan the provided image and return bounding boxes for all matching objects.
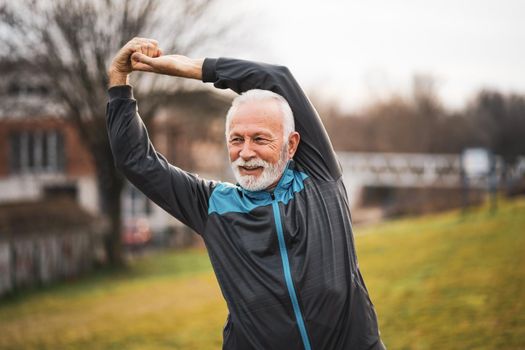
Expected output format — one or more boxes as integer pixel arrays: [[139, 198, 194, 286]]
[[229, 100, 283, 136]]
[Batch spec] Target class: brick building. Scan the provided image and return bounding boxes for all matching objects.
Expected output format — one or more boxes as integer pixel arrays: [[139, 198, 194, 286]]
[[0, 116, 99, 212], [0, 68, 231, 240]]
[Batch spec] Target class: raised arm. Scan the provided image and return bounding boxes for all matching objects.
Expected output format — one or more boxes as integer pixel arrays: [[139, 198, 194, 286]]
[[202, 58, 342, 181], [106, 38, 214, 234], [131, 52, 342, 181]]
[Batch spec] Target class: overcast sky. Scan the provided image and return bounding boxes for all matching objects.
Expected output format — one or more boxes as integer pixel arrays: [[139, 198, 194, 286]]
[[212, 0, 525, 112]]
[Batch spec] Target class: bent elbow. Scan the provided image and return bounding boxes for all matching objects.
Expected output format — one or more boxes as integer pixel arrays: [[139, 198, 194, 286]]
[[112, 149, 139, 176], [271, 65, 293, 79]]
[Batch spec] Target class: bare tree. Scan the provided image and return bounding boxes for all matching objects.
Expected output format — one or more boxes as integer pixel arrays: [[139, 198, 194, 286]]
[[0, 0, 232, 266], [467, 90, 525, 164]]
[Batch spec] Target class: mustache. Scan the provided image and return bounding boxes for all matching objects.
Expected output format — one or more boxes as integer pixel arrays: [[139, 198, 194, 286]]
[[231, 157, 269, 168]]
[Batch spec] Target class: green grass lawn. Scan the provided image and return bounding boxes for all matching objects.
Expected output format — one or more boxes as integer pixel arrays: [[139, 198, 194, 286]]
[[1, 198, 524, 349]]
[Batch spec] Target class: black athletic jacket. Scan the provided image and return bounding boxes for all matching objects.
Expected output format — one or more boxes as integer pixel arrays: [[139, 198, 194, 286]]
[[106, 58, 385, 350]]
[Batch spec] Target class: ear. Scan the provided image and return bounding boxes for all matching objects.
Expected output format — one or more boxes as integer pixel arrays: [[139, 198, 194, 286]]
[[287, 131, 301, 159]]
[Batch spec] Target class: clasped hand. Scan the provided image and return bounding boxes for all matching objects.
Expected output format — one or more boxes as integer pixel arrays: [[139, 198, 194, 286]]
[[109, 37, 202, 81]]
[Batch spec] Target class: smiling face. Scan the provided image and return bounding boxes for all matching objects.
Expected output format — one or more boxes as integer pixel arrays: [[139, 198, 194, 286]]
[[227, 99, 299, 191]]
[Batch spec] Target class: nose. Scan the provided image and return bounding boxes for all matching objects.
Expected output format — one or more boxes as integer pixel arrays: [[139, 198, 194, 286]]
[[239, 141, 256, 161]]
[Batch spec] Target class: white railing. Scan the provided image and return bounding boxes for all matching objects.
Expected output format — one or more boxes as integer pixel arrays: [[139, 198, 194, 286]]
[[338, 152, 525, 188]]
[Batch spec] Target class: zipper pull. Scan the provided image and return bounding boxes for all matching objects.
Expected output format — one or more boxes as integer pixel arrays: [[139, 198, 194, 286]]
[[270, 192, 275, 200]]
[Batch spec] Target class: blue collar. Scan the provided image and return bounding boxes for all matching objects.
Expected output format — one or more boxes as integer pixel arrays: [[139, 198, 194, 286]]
[[208, 161, 309, 215]]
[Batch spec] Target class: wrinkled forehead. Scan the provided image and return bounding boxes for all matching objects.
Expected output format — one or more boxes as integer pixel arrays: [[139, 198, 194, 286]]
[[228, 100, 284, 136]]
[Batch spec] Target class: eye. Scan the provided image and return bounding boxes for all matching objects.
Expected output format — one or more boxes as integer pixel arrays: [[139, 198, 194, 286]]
[[254, 137, 269, 144], [229, 137, 243, 144]]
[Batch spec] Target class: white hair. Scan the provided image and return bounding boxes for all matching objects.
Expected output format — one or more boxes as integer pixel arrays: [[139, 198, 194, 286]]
[[225, 89, 295, 139]]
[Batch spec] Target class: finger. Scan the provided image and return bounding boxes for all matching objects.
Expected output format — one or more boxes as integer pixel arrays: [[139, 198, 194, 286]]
[[130, 37, 157, 47], [132, 38, 157, 49], [129, 37, 143, 50], [154, 47, 163, 57], [132, 62, 154, 72], [132, 52, 155, 66], [131, 53, 154, 72], [146, 38, 159, 47], [131, 37, 148, 45], [141, 38, 158, 50], [133, 44, 142, 54], [146, 43, 153, 57]]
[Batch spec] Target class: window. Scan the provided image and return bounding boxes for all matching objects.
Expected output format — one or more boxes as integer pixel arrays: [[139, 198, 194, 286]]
[[7, 82, 50, 97], [9, 130, 65, 174], [123, 182, 152, 218]]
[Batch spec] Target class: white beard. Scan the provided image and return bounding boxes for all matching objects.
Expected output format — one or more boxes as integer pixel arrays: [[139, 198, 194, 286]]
[[231, 145, 289, 191]]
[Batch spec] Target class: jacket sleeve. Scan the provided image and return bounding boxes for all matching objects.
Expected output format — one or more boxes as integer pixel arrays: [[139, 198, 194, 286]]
[[106, 85, 214, 235], [202, 57, 342, 181]]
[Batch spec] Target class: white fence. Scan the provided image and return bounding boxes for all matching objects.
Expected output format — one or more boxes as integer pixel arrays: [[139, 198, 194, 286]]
[[0, 230, 94, 297]]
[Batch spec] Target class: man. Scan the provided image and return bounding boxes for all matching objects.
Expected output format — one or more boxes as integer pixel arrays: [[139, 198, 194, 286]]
[[107, 37, 386, 350]]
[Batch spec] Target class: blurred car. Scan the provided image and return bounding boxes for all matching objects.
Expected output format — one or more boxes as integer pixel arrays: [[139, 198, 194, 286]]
[[122, 218, 152, 247]]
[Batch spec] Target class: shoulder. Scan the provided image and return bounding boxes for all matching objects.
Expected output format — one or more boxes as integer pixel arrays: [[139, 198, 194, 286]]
[[208, 182, 247, 215]]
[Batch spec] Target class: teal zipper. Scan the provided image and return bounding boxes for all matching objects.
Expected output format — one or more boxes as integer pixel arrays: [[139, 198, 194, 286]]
[[271, 196, 312, 350]]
